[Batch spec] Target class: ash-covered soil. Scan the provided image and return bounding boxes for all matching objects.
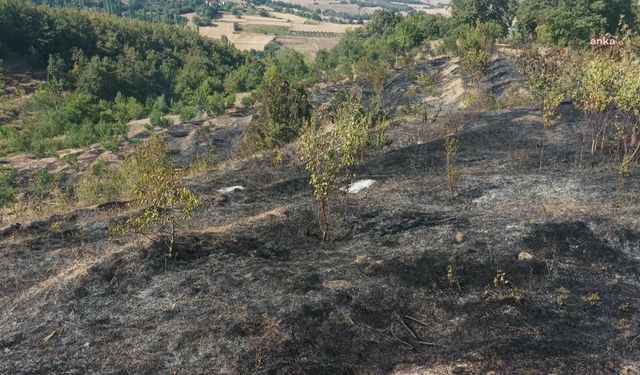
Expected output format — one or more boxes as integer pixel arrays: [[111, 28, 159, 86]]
[[2, 57, 640, 374]]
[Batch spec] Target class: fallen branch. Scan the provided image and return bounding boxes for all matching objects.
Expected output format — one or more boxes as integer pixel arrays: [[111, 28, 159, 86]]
[[398, 315, 422, 341], [403, 315, 430, 328], [389, 329, 416, 351]]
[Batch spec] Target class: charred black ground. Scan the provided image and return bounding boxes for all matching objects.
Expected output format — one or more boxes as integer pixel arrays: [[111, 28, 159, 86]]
[[1, 56, 640, 374]]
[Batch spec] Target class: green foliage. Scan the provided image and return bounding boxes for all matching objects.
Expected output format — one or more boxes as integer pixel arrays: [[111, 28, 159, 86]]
[[517, 48, 573, 127], [61, 153, 78, 165], [77, 159, 135, 204], [271, 49, 316, 86], [448, 22, 500, 87], [297, 118, 341, 240], [517, 47, 576, 171], [247, 72, 311, 151], [319, 10, 451, 78], [176, 103, 199, 122], [29, 0, 201, 25], [240, 23, 338, 38], [150, 110, 172, 128], [99, 92, 145, 123], [450, 0, 516, 36], [241, 95, 256, 107], [0, 1, 254, 157], [297, 90, 380, 240], [110, 135, 198, 257], [8, 87, 131, 157], [417, 70, 443, 97], [0, 166, 17, 207], [574, 52, 640, 187], [515, 0, 639, 46], [31, 169, 51, 201], [521, 47, 640, 186], [224, 56, 265, 93], [0, 1, 243, 102]]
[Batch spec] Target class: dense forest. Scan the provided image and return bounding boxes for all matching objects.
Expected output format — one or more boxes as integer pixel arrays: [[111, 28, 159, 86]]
[[28, 0, 203, 24], [0, 0, 241, 155], [0, 0, 317, 157]]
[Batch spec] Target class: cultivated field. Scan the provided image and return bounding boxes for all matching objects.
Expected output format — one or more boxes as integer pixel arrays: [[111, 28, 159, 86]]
[[184, 11, 359, 53], [276, 35, 343, 55], [276, 0, 450, 16]]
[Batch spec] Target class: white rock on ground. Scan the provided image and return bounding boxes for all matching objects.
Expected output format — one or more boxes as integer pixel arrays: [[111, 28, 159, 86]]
[[217, 186, 245, 194], [342, 179, 375, 194]]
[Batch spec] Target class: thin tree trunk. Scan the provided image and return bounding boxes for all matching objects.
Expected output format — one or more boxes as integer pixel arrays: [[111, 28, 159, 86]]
[[539, 128, 546, 174]]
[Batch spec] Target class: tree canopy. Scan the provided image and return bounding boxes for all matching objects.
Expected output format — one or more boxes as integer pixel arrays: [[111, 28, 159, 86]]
[[450, 0, 517, 36], [515, 0, 639, 46]]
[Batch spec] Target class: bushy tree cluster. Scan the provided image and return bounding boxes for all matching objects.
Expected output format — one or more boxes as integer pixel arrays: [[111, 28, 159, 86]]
[[1, 88, 140, 157], [447, 21, 501, 88], [0, 1, 275, 157], [0, 1, 243, 100], [317, 10, 451, 77], [450, 0, 517, 37], [520, 46, 640, 186], [573, 51, 640, 186], [30, 0, 204, 25], [514, 0, 638, 46], [246, 70, 311, 151]]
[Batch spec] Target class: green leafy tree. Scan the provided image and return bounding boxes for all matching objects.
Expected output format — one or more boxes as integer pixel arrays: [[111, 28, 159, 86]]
[[575, 52, 640, 189], [515, 0, 638, 46], [451, 0, 515, 36], [0, 1, 246, 158], [273, 49, 314, 86], [47, 54, 69, 90], [517, 47, 574, 170], [297, 91, 378, 240], [450, 21, 500, 89], [247, 71, 311, 151], [111, 135, 198, 257]]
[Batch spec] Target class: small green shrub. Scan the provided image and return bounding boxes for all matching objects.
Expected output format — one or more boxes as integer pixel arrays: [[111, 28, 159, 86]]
[[417, 70, 442, 97], [92, 159, 109, 175], [461, 90, 496, 111], [61, 153, 79, 165], [110, 135, 198, 257], [241, 95, 256, 107], [77, 160, 135, 204], [450, 22, 500, 88], [149, 110, 171, 128], [178, 104, 199, 122], [32, 169, 51, 201], [0, 166, 18, 207], [297, 90, 379, 240]]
